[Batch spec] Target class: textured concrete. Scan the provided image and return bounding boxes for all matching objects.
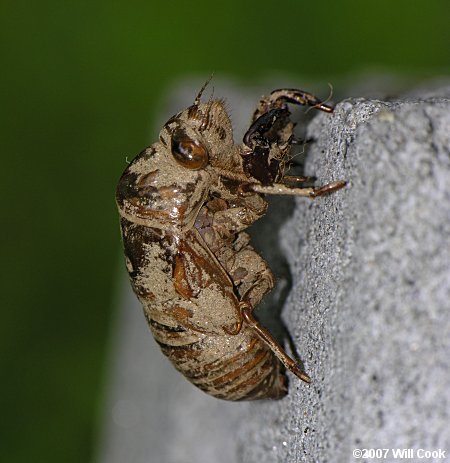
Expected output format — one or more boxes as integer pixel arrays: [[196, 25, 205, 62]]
[[97, 80, 450, 463]]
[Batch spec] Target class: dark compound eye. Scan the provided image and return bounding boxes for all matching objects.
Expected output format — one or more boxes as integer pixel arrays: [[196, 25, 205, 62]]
[[171, 128, 209, 170]]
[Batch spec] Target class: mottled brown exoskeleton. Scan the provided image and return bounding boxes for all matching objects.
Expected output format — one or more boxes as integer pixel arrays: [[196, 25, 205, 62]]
[[116, 82, 345, 400]]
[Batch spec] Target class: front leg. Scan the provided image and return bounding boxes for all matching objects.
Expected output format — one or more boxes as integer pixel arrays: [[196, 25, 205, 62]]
[[243, 179, 347, 198], [195, 194, 268, 250], [252, 88, 333, 122]]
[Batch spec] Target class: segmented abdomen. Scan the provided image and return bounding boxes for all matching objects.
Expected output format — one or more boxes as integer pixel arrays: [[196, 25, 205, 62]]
[[148, 314, 287, 400]]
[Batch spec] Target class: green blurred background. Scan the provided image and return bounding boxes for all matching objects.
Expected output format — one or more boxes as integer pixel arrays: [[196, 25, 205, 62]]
[[1, 1, 448, 462]]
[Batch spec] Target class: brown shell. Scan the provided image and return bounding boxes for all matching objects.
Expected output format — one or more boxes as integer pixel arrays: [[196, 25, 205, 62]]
[[116, 87, 342, 400]]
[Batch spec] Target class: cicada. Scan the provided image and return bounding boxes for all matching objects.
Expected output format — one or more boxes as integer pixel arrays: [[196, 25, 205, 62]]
[[116, 82, 345, 400]]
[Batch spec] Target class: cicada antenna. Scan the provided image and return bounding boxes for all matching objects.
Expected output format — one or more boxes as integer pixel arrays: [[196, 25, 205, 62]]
[[194, 73, 215, 106]]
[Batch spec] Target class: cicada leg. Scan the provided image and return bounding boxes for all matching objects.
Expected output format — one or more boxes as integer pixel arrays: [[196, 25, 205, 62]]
[[223, 241, 311, 384], [240, 303, 311, 384], [251, 88, 333, 123], [245, 179, 347, 197]]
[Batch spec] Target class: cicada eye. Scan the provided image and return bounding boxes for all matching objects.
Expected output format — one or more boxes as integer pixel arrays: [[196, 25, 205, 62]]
[[171, 128, 209, 170]]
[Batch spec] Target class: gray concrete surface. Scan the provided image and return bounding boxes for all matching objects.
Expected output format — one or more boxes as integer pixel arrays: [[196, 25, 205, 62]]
[[97, 79, 450, 463]]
